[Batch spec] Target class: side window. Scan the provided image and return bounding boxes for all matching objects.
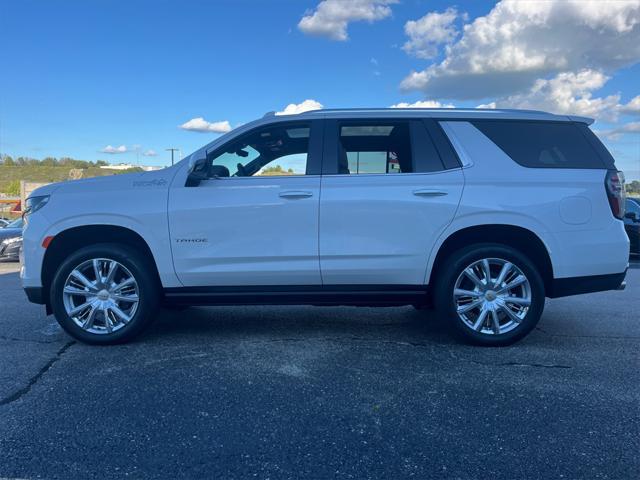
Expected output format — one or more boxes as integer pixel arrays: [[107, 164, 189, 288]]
[[470, 120, 607, 169], [208, 123, 310, 177], [338, 123, 413, 174]]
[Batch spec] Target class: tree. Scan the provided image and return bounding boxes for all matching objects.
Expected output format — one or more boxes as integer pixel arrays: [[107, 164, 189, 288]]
[[68, 169, 84, 180], [1, 155, 15, 166], [260, 164, 296, 176], [5, 180, 20, 196]]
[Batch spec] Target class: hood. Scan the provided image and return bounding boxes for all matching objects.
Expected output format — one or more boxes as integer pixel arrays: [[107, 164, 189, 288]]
[[0, 228, 22, 240], [31, 167, 177, 196]]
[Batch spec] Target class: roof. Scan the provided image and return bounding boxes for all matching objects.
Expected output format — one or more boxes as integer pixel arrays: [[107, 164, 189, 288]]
[[190, 107, 594, 163], [268, 108, 594, 125]]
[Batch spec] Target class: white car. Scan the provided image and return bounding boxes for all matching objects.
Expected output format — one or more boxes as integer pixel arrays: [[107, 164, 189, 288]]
[[21, 108, 629, 346]]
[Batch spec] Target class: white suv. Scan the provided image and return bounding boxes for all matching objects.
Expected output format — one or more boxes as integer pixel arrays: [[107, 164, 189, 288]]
[[21, 108, 629, 346]]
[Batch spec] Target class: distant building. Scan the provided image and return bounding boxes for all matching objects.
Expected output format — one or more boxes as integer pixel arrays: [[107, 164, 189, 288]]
[[99, 163, 163, 172]]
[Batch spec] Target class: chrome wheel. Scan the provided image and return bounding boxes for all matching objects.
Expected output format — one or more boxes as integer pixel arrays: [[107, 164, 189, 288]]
[[453, 257, 531, 335], [62, 258, 139, 335]]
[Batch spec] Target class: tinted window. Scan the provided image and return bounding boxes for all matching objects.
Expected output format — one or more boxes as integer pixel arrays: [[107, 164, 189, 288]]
[[422, 119, 461, 169], [6, 218, 23, 229], [627, 199, 640, 215], [471, 120, 608, 169], [208, 122, 310, 177], [338, 123, 412, 174], [576, 123, 616, 169]]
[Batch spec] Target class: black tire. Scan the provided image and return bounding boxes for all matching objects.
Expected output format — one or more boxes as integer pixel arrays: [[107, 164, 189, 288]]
[[434, 243, 545, 346], [50, 243, 160, 345]]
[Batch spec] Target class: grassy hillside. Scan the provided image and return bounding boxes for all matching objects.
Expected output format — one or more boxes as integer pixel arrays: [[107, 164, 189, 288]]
[[0, 165, 141, 194]]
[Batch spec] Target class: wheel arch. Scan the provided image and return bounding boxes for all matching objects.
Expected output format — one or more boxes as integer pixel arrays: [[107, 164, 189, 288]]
[[428, 224, 554, 294], [41, 225, 162, 306]]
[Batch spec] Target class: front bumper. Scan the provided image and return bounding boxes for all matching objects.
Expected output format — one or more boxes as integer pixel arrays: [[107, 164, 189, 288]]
[[25, 286, 46, 305], [0, 239, 21, 261]]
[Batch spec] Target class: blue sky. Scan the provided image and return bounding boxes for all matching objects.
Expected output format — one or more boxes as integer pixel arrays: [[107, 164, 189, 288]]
[[1, 0, 638, 178]]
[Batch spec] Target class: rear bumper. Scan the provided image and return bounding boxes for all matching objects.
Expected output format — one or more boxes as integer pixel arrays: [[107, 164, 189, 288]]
[[548, 270, 627, 298]]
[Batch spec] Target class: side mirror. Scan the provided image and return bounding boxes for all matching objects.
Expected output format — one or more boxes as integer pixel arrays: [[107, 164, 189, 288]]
[[625, 211, 639, 222], [209, 165, 230, 178], [186, 156, 208, 187]]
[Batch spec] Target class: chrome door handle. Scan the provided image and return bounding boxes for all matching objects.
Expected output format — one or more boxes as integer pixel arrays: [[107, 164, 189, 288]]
[[279, 190, 313, 199], [413, 189, 448, 197]]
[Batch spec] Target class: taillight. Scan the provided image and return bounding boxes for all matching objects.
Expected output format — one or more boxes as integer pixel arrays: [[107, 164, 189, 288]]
[[605, 170, 626, 220]]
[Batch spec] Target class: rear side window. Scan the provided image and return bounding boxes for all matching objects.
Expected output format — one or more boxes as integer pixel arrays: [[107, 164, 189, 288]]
[[471, 120, 609, 169], [332, 120, 450, 175], [338, 123, 413, 174]]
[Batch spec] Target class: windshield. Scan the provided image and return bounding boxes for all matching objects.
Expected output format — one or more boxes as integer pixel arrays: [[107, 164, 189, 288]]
[[5, 218, 24, 229]]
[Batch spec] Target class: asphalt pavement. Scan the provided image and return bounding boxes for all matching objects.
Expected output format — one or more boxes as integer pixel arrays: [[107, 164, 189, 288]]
[[0, 260, 638, 479]]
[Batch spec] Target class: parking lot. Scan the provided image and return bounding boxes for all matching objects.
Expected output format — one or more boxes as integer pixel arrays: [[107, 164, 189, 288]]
[[0, 261, 638, 479]]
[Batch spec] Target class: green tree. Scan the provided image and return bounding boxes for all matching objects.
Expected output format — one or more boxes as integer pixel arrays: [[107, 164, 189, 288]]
[[1, 155, 15, 166], [5, 180, 20, 196], [260, 164, 296, 176]]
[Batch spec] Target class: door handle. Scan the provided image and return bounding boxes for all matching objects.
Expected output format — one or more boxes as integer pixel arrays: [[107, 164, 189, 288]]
[[413, 189, 448, 197], [279, 190, 313, 199]]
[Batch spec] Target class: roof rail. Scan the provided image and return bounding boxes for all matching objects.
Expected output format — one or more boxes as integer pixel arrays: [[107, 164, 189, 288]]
[[306, 107, 551, 115]]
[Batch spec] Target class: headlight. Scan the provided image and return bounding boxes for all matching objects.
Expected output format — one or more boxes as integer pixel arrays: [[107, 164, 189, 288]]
[[24, 195, 50, 216], [1, 237, 20, 245]]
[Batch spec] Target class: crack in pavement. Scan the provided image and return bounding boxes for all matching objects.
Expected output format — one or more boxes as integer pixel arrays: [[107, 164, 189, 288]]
[[469, 360, 572, 369], [535, 326, 640, 340], [0, 335, 61, 345], [240, 336, 575, 368], [0, 341, 75, 407]]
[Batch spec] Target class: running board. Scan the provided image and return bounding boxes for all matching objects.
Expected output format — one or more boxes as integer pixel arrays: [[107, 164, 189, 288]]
[[163, 284, 430, 307]]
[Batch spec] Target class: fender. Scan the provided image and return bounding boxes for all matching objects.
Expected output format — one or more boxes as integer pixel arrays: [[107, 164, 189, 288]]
[[424, 212, 557, 285]]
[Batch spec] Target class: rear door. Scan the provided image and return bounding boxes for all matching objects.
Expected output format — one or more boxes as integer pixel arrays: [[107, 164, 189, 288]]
[[319, 118, 464, 285]]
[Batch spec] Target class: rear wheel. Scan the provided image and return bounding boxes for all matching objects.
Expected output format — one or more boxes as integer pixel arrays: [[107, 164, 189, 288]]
[[435, 244, 544, 346], [50, 243, 159, 344]]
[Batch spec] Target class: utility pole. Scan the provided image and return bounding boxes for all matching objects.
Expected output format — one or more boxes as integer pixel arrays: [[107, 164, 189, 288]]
[[134, 145, 141, 166], [166, 148, 179, 166]]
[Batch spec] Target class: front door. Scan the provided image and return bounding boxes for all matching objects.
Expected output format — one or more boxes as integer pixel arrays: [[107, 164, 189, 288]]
[[168, 120, 323, 286]]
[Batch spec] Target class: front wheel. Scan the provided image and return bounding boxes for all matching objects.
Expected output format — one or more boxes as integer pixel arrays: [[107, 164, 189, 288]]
[[50, 243, 160, 344], [434, 244, 545, 346]]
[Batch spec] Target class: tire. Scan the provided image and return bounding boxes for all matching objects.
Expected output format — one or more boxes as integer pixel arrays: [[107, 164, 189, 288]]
[[50, 243, 160, 345], [434, 243, 545, 346]]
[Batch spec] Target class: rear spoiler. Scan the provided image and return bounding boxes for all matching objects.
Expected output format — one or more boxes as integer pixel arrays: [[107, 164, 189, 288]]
[[567, 115, 595, 125]]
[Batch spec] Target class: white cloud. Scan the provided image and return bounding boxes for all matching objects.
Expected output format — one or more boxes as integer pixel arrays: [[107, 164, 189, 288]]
[[597, 121, 640, 140], [298, 0, 397, 41], [390, 100, 454, 109], [179, 117, 232, 133], [276, 99, 323, 115], [489, 69, 622, 120], [402, 8, 460, 59], [621, 95, 640, 115], [101, 145, 127, 154], [400, 0, 640, 99], [142, 149, 157, 157], [479, 70, 640, 121]]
